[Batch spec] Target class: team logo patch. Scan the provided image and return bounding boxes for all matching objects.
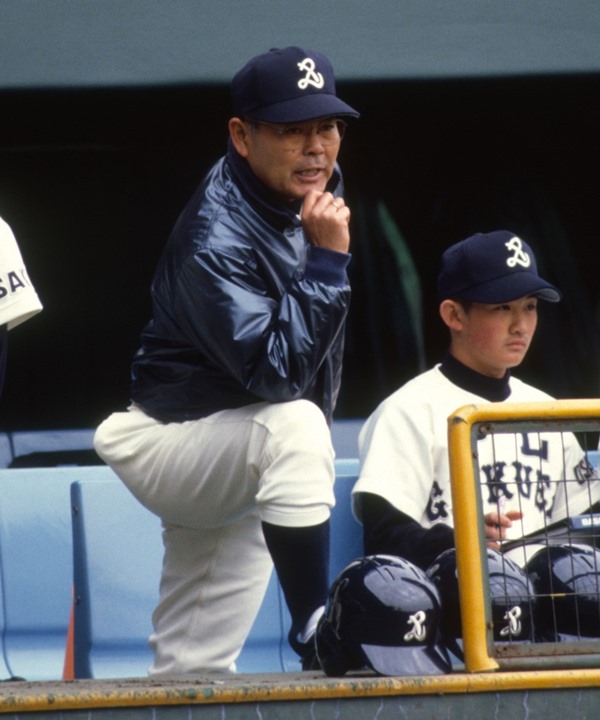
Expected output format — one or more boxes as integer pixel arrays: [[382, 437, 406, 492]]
[[499, 605, 523, 637], [404, 610, 427, 642], [505, 236, 531, 269], [297, 57, 324, 90]]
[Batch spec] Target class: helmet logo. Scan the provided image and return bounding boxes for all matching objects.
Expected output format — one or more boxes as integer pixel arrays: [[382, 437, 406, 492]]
[[499, 605, 522, 637], [404, 610, 427, 642], [505, 237, 531, 269], [297, 58, 325, 90]]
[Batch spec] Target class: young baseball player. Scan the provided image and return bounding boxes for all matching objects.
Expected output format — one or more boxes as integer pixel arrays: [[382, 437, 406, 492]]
[[352, 230, 600, 570], [0, 216, 43, 398], [94, 47, 359, 674]]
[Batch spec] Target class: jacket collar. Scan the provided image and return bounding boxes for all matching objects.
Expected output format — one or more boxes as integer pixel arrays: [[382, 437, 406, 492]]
[[226, 139, 342, 231]]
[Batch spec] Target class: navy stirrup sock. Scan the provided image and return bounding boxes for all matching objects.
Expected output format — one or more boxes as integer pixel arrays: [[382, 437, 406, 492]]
[[262, 519, 330, 654]]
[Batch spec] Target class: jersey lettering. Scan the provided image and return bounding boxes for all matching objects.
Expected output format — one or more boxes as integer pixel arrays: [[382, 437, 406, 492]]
[[533, 471, 553, 515], [512, 461, 534, 499], [426, 480, 449, 522], [480, 433, 558, 519], [0, 268, 32, 300], [575, 456, 597, 484], [520, 433, 549, 461], [481, 462, 556, 518], [480, 461, 513, 503]]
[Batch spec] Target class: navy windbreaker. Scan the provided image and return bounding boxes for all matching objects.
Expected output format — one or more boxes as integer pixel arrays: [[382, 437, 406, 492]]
[[130, 144, 351, 423]]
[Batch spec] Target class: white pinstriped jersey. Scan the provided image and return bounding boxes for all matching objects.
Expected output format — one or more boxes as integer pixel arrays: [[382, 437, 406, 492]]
[[352, 365, 599, 541]]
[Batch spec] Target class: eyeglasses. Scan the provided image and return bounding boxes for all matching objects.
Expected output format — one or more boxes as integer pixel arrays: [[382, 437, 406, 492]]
[[249, 118, 347, 149]]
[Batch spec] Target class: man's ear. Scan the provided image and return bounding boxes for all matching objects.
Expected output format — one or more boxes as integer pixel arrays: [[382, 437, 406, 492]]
[[228, 117, 250, 158], [439, 299, 464, 331]]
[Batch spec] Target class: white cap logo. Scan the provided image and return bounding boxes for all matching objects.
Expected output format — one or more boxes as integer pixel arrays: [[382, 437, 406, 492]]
[[505, 236, 531, 269], [297, 57, 324, 90]]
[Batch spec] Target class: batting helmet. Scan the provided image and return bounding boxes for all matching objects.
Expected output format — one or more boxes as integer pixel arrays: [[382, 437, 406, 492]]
[[426, 547, 536, 658], [315, 554, 451, 677], [526, 543, 600, 641]]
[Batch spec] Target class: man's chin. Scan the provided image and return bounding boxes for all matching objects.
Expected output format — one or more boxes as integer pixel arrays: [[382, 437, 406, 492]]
[[292, 179, 329, 199]]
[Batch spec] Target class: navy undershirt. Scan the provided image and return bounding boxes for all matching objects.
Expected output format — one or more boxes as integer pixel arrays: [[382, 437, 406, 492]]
[[439, 351, 512, 402]]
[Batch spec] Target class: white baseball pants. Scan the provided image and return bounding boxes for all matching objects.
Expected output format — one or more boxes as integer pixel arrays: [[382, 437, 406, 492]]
[[94, 399, 335, 674]]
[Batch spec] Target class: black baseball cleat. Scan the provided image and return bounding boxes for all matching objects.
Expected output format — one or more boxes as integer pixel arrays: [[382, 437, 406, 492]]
[[300, 635, 322, 671]]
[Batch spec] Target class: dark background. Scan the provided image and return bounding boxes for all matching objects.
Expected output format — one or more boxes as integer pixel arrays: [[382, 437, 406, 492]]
[[1, 72, 599, 431]]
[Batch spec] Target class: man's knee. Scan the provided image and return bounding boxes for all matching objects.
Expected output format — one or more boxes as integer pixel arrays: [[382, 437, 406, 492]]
[[263, 399, 333, 457], [255, 401, 335, 526], [93, 413, 122, 465]]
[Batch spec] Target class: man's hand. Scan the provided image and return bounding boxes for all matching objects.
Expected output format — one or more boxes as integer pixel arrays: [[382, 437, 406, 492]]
[[301, 190, 350, 254], [484, 509, 523, 551]]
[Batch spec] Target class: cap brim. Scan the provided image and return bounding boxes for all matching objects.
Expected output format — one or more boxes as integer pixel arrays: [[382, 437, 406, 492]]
[[361, 642, 452, 676], [458, 273, 561, 304], [248, 93, 359, 123]]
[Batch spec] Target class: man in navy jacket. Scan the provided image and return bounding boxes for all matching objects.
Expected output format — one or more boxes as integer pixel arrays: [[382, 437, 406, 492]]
[[95, 46, 359, 674]]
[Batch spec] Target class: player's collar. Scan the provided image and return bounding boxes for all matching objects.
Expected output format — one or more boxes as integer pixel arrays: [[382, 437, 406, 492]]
[[440, 352, 511, 402]]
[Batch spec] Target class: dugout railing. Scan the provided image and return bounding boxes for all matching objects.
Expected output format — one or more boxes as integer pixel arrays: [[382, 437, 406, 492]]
[[448, 398, 600, 673]]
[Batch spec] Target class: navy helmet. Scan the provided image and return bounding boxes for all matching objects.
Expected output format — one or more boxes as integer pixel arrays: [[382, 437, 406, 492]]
[[315, 554, 451, 677], [526, 543, 600, 641], [427, 547, 536, 658]]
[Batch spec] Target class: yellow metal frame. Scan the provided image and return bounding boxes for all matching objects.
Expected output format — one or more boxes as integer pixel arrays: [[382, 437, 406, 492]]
[[6, 668, 600, 714], [447, 398, 600, 673]]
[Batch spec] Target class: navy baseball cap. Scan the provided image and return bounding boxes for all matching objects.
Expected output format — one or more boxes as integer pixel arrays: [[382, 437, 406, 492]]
[[437, 230, 561, 304], [230, 46, 359, 123]]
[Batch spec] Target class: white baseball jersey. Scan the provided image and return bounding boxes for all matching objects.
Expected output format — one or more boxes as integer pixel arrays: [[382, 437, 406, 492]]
[[0, 217, 43, 330], [353, 365, 599, 542]]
